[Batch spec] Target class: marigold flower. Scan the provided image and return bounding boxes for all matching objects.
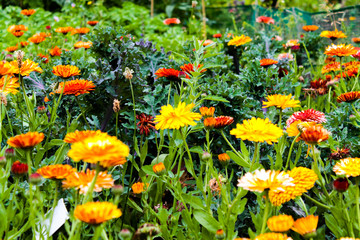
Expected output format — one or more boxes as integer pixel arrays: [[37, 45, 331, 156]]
[[286, 109, 326, 128], [285, 39, 300, 48], [255, 233, 292, 240], [204, 117, 217, 129], [136, 113, 155, 136], [11, 161, 28, 175], [0, 76, 19, 96], [262, 94, 300, 110], [230, 117, 283, 144], [9, 59, 43, 76], [333, 158, 360, 177], [7, 132, 44, 149], [286, 121, 317, 138], [228, 35, 252, 47], [6, 46, 18, 52], [267, 215, 294, 232], [154, 102, 202, 130], [132, 182, 149, 194], [337, 91, 360, 103], [37, 164, 76, 179], [28, 35, 46, 44], [298, 124, 330, 145], [68, 135, 129, 166], [199, 106, 215, 118], [74, 201, 121, 224], [20, 9, 36, 16], [213, 33, 222, 38], [53, 79, 95, 96], [44, 96, 50, 102], [352, 38, 360, 44], [71, 27, 90, 35], [55, 27, 74, 35], [180, 63, 206, 75], [256, 16, 275, 24], [237, 169, 294, 193], [0, 62, 15, 77], [343, 61, 360, 70], [302, 25, 319, 32], [334, 68, 359, 81], [52, 65, 80, 79], [320, 29, 347, 40], [49, 46, 62, 56], [321, 62, 340, 74], [213, 116, 234, 129], [292, 215, 318, 237], [339, 238, 360, 240], [74, 41, 92, 49], [269, 167, 318, 206], [202, 39, 214, 46], [306, 78, 329, 95], [62, 169, 114, 194], [324, 44, 358, 57], [7, 25, 28, 33], [163, 18, 180, 25], [260, 59, 278, 67], [20, 41, 29, 47], [153, 162, 165, 174], [218, 153, 230, 162], [87, 21, 99, 26], [12, 31, 24, 38], [155, 68, 181, 82]]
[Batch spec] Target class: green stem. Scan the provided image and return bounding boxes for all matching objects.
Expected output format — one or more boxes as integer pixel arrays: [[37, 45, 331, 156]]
[[167, 82, 172, 105], [351, 103, 360, 119], [341, 192, 355, 237], [47, 181, 60, 239], [115, 112, 119, 138], [303, 194, 331, 210], [278, 109, 282, 128], [356, 177, 360, 233], [260, 193, 271, 234], [82, 163, 100, 203], [220, 130, 245, 161], [284, 133, 300, 171], [75, 96, 90, 129], [92, 225, 102, 240]]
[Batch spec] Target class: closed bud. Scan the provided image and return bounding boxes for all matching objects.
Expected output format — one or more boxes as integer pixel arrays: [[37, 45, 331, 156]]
[[178, 71, 187, 79], [333, 178, 349, 192], [29, 173, 42, 185], [349, 114, 357, 121], [112, 184, 124, 195], [11, 161, 28, 176], [202, 151, 211, 162], [215, 229, 225, 239], [0, 156, 6, 167], [192, 1, 198, 7], [37, 106, 47, 114], [119, 229, 132, 239], [153, 162, 166, 175], [113, 99, 121, 113], [5, 148, 15, 158]]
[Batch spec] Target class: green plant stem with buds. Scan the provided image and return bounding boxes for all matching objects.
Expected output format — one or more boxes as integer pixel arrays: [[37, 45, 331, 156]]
[[284, 133, 301, 171], [260, 192, 271, 234]]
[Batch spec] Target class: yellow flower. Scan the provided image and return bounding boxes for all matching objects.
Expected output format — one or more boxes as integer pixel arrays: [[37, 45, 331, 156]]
[[237, 169, 294, 193], [286, 121, 317, 137], [74, 201, 121, 225], [0, 76, 19, 96], [37, 164, 76, 180], [228, 35, 252, 47], [9, 59, 43, 76], [199, 106, 215, 118], [333, 158, 360, 177], [339, 238, 360, 240], [154, 102, 202, 130], [262, 94, 300, 110], [67, 135, 130, 167], [230, 117, 283, 145], [64, 130, 109, 144], [324, 44, 358, 57], [132, 182, 149, 194], [291, 215, 318, 237], [267, 215, 294, 232], [255, 233, 292, 240], [320, 29, 347, 40]]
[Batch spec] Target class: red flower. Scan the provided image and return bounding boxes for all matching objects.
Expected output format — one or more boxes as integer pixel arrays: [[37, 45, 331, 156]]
[[180, 63, 206, 76], [213, 33, 222, 38], [286, 109, 326, 128], [256, 16, 275, 24], [214, 116, 234, 129], [136, 113, 155, 136], [163, 18, 180, 25], [11, 161, 28, 175], [155, 68, 181, 81]]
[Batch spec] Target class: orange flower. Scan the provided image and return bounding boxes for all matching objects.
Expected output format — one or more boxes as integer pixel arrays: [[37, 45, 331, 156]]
[[7, 25, 28, 33], [0, 61, 16, 77], [325, 44, 358, 57], [155, 68, 181, 81], [71, 27, 90, 35], [325, 56, 336, 64], [38, 54, 49, 63], [256, 16, 275, 24], [352, 38, 360, 44], [214, 116, 234, 129], [199, 106, 215, 118], [342, 61, 360, 70], [213, 33, 222, 38], [203, 117, 217, 129], [299, 124, 330, 145], [6, 46, 18, 52], [202, 39, 214, 46], [49, 46, 62, 56], [74, 202, 121, 225], [320, 29, 347, 40], [9, 59, 43, 76], [62, 169, 114, 194], [87, 21, 99, 26], [180, 63, 206, 75], [334, 68, 359, 80], [33, 32, 51, 38], [20, 41, 29, 48], [7, 132, 44, 149], [64, 130, 109, 143], [52, 65, 80, 79], [292, 215, 318, 237], [44, 96, 50, 102], [37, 164, 76, 179], [337, 91, 360, 103], [153, 162, 165, 174], [260, 59, 278, 67], [12, 31, 24, 38], [228, 35, 252, 47], [28, 35, 46, 44], [218, 153, 230, 162], [0, 76, 20, 95], [20, 9, 36, 16], [53, 79, 95, 96], [321, 62, 340, 74], [302, 25, 319, 32], [132, 182, 149, 194], [55, 27, 74, 35], [163, 18, 180, 25], [74, 41, 92, 49]]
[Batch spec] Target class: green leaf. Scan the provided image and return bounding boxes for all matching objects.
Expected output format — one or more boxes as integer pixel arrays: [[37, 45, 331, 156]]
[[182, 194, 205, 210], [193, 209, 220, 233], [190, 146, 203, 154], [202, 95, 229, 103], [226, 151, 250, 168]]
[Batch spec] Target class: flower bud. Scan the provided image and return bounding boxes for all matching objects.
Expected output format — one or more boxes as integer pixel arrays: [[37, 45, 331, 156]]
[[112, 185, 124, 195], [46, 25, 51, 30], [113, 99, 121, 113], [218, 153, 230, 166], [37, 106, 47, 114], [178, 71, 187, 79], [11, 161, 28, 176], [202, 151, 211, 162], [153, 162, 166, 175], [333, 178, 349, 192], [119, 229, 132, 239], [0, 156, 6, 168], [5, 148, 15, 159], [123, 67, 134, 80], [349, 114, 357, 121], [215, 229, 225, 239], [192, 1, 198, 8], [29, 173, 42, 185]]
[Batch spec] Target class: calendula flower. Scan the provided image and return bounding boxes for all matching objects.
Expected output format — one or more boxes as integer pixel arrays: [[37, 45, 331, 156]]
[[71, 27, 90, 35], [339, 238, 360, 240], [132, 182, 149, 194], [12, 31, 24, 38], [302, 25, 319, 32], [255, 233, 292, 240], [321, 62, 340, 74], [154, 102, 202, 130], [334, 68, 359, 81], [153, 162, 165, 174], [343, 61, 360, 70], [324, 44, 358, 57], [55, 27, 74, 35], [20, 41, 29, 48], [0, 62, 15, 77], [163, 18, 180, 25], [286, 121, 317, 138], [64, 130, 109, 144], [7, 25, 28, 33], [230, 118, 283, 145], [218, 153, 230, 162], [237, 169, 294, 193], [0, 76, 19, 96], [62, 169, 114, 194], [87, 20, 99, 26], [74, 202, 121, 224], [329, 147, 351, 161], [6, 46, 18, 52], [256, 16, 275, 24], [38, 54, 49, 63], [180, 63, 206, 75], [286, 109, 326, 128], [11, 161, 28, 175], [320, 29, 347, 40], [260, 59, 278, 67], [269, 167, 317, 206], [291, 215, 318, 237], [202, 39, 214, 46], [7, 132, 44, 149], [278, 53, 294, 61], [49, 46, 62, 56], [337, 91, 360, 103], [37, 164, 76, 179], [263, 94, 300, 110], [299, 124, 330, 145], [213, 33, 222, 38], [267, 215, 294, 232], [28, 35, 46, 44], [20, 9, 36, 16], [9, 59, 43, 76], [74, 41, 92, 49], [228, 35, 252, 47], [199, 106, 215, 118], [307, 77, 329, 96], [155, 68, 181, 81], [203, 117, 217, 129], [52, 65, 80, 79], [53, 79, 95, 96], [285, 39, 300, 48], [136, 113, 156, 136], [333, 158, 360, 177], [352, 38, 360, 44]]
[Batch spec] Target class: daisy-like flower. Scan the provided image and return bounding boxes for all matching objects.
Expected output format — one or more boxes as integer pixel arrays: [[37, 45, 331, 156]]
[[286, 121, 317, 137], [343, 61, 360, 70], [64, 130, 109, 144], [218, 153, 230, 162], [154, 102, 202, 130], [321, 62, 340, 74], [74, 41, 92, 49], [32, 32, 51, 38], [320, 29, 347, 41], [230, 118, 283, 144], [228, 35, 252, 47], [28, 35, 46, 44], [0, 61, 15, 77], [260, 59, 278, 67], [0, 76, 19, 96], [302, 25, 319, 32], [262, 94, 300, 110], [267, 215, 294, 232], [307, 77, 329, 95], [12, 31, 24, 38], [180, 63, 206, 75], [285, 39, 300, 48], [136, 113, 156, 136], [337, 91, 360, 103], [67, 135, 130, 167], [71, 27, 90, 35], [9, 59, 43, 76], [52, 65, 80, 79], [155, 68, 181, 82], [339, 238, 360, 240], [237, 169, 294, 193], [53, 79, 95, 96], [269, 167, 318, 206], [202, 39, 214, 46], [353, 38, 360, 44], [203, 117, 217, 129], [49, 46, 62, 56], [334, 68, 359, 81], [132, 182, 149, 194], [6, 46, 18, 52], [7, 25, 28, 33], [255, 233, 292, 240], [214, 116, 234, 129], [329, 147, 351, 161], [20, 9, 36, 16], [199, 106, 215, 118], [213, 33, 222, 38], [62, 169, 114, 194], [153, 162, 165, 174], [286, 109, 326, 128], [87, 21, 99, 26], [74, 201, 121, 224], [20, 41, 29, 48], [55, 27, 74, 35], [298, 124, 330, 145], [256, 16, 275, 24], [38, 53, 49, 64], [291, 215, 318, 237], [324, 44, 358, 57], [333, 158, 360, 177], [163, 18, 180, 25], [7, 132, 44, 149], [37, 164, 76, 180]]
